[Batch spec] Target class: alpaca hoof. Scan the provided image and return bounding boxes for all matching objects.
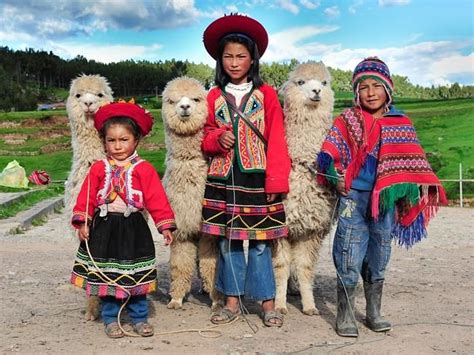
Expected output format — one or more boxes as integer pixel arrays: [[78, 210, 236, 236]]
[[85, 311, 97, 321], [85, 297, 100, 321], [276, 307, 288, 315], [302, 307, 319, 316], [167, 299, 183, 310]]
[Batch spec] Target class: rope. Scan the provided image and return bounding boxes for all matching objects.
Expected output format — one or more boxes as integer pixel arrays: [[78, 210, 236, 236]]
[[80, 172, 226, 338]]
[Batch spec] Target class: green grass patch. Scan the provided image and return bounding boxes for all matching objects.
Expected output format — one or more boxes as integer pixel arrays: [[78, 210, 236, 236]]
[[0, 185, 64, 219]]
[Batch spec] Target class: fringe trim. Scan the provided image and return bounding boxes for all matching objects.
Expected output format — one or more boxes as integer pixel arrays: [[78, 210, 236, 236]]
[[316, 152, 337, 185], [391, 212, 427, 248], [379, 182, 420, 213]]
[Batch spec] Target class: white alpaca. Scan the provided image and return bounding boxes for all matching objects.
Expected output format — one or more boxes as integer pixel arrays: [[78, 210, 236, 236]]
[[161, 77, 222, 311], [64, 74, 113, 320], [273, 62, 337, 315]]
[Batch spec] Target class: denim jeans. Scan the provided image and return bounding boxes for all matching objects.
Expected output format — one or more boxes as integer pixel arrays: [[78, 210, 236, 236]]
[[101, 295, 148, 325], [216, 238, 276, 301], [333, 189, 394, 287]]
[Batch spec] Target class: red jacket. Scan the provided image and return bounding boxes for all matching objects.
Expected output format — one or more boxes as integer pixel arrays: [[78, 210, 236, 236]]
[[202, 84, 290, 194], [72, 157, 176, 233]]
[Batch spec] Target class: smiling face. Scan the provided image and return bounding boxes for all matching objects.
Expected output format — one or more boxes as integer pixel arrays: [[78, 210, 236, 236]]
[[222, 42, 253, 85], [104, 124, 138, 162], [357, 78, 388, 117]]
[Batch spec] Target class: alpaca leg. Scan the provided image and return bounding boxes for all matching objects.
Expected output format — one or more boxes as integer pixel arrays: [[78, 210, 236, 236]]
[[168, 240, 197, 309], [272, 238, 292, 314], [292, 237, 322, 315], [198, 235, 224, 311], [85, 296, 100, 321]]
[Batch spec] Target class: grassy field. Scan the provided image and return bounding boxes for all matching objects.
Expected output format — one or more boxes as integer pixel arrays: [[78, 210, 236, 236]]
[[0, 99, 473, 201]]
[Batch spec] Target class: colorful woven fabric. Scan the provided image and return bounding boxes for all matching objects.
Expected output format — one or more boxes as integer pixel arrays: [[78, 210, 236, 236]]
[[28, 170, 50, 185], [352, 57, 393, 106], [318, 107, 447, 247]]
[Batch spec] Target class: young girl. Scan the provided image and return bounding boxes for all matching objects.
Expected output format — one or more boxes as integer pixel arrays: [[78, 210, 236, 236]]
[[317, 57, 447, 337], [201, 14, 291, 327], [70, 101, 176, 338]]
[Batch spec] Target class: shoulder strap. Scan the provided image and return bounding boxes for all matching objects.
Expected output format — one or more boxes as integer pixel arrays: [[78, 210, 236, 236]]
[[221, 92, 268, 149]]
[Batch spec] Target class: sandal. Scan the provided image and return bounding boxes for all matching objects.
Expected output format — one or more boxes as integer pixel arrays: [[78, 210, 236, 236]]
[[133, 322, 154, 337], [210, 307, 240, 325], [263, 310, 284, 327], [105, 322, 124, 338]]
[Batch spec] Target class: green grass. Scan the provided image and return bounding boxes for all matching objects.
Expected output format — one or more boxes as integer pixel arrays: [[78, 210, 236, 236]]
[[0, 185, 64, 219], [0, 99, 473, 201]]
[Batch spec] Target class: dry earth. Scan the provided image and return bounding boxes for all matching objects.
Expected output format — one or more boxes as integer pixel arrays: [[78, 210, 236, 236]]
[[0, 207, 472, 354]]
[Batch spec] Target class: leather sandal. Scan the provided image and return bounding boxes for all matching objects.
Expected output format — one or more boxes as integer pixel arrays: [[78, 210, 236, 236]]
[[210, 307, 240, 325], [104, 322, 124, 338], [133, 322, 154, 337], [263, 310, 284, 327]]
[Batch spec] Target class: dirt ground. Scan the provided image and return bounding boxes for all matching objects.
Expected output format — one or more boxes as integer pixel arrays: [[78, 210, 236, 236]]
[[0, 207, 472, 354]]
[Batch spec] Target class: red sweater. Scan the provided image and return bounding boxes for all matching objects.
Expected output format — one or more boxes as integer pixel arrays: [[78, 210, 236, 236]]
[[72, 157, 176, 233], [202, 84, 290, 194]]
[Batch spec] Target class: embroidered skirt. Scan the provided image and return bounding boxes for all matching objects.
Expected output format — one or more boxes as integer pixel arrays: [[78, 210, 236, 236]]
[[202, 165, 288, 240], [70, 212, 157, 299]]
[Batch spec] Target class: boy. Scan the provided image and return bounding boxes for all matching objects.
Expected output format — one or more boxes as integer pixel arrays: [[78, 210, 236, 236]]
[[317, 57, 447, 337]]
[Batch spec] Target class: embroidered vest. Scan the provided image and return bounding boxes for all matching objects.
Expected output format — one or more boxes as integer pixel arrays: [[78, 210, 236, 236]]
[[208, 89, 266, 179]]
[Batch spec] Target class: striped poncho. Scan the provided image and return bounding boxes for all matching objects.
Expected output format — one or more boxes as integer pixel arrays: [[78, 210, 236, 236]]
[[317, 106, 447, 247]]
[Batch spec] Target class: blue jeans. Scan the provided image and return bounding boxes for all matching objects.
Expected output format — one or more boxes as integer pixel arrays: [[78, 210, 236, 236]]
[[101, 295, 148, 325], [333, 189, 394, 287], [216, 238, 276, 301]]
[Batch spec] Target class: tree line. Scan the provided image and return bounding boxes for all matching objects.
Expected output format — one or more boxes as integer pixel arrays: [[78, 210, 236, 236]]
[[0, 46, 472, 111]]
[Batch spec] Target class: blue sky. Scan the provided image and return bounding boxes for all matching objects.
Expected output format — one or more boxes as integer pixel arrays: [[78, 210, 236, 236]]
[[0, 0, 473, 86]]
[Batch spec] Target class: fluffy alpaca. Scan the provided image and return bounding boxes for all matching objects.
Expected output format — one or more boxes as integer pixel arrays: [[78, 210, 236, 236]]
[[64, 74, 113, 320], [273, 62, 337, 315], [161, 77, 222, 311]]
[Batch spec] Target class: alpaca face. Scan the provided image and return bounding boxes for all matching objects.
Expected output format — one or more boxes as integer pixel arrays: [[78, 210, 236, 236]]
[[67, 74, 113, 125], [282, 62, 334, 109], [162, 77, 208, 135]]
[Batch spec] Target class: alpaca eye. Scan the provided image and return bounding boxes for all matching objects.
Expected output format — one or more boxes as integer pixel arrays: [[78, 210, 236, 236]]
[[297, 80, 305, 86], [321, 80, 327, 86], [75, 94, 81, 98], [167, 98, 175, 105], [193, 98, 200, 102], [98, 93, 104, 98]]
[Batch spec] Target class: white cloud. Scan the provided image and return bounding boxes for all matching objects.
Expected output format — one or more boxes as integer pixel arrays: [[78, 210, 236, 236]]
[[277, 0, 300, 14], [300, 0, 320, 10], [50, 42, 164, 63], [407, 33, 423, 43], [378, 0, 410, 6], [324, 6, 340, 18], [0, 0, 201, 40], [348, 0, 364, 14]]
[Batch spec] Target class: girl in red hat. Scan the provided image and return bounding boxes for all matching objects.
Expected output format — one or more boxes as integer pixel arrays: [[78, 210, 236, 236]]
[[70, 102, 176, 338], [201, 14, 291, 327]]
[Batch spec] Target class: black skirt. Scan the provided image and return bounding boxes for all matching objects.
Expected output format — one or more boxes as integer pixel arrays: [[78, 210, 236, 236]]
[[201, 165, 288, 240], [70, 211, 157, 299]]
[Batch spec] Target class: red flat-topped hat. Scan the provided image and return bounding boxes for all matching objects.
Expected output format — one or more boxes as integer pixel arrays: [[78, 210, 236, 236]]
[[203, 13, 268, 59], [94, 100, 154, 136]]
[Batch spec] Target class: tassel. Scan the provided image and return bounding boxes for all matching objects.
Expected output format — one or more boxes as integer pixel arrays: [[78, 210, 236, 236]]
[[391, 212, 427, 248]]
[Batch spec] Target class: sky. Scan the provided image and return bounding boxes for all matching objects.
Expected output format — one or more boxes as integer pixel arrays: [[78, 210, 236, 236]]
[[0, 0, 473, 87]]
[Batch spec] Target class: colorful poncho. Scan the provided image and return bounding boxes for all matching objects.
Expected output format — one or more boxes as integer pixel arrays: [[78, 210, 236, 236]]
[[317, 107, 448, 247]]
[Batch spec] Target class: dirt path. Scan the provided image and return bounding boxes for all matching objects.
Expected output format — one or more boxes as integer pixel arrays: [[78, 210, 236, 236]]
[[1, 207, 472, 354]]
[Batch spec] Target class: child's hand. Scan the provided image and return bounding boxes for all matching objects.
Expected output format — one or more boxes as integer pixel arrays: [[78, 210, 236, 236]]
[[336, 178, 348, 197], [218, 131, 235, 150], [162, 229, 173, 246], [266, 193, 278, 203], [78, 223, 89, 241]]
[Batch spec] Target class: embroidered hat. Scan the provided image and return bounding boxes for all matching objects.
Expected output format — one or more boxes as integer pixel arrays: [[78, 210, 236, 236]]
[[94, 101, 154, 136], [352, 57, 394, 106], [203, 13, 268, 59]]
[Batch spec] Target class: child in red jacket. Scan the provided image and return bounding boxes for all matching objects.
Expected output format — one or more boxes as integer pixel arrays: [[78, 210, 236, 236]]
[[70, 101, 176, 338], [201, 14, 291, 327]]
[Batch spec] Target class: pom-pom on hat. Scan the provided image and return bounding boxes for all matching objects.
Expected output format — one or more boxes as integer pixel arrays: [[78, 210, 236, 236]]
[[352, 56, 394, 106], [203, 13, 268, 59], [94, 100, 154, 136]]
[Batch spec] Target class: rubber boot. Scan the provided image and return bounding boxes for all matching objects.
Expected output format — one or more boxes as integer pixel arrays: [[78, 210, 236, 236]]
[[364, 281, 392, 332], [336, 284, 358, 337]]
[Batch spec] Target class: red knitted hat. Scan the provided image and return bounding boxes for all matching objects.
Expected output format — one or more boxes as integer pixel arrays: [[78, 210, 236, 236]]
[[94, 102, 154, 136], [203, 14, 268, 59]]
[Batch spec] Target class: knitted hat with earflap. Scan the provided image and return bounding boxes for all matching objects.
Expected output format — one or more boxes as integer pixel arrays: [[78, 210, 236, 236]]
[[352, 56, 394, 107]]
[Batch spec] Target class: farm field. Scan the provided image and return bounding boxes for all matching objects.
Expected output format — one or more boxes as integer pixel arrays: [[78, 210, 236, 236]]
[[0, 98, 473, 200]]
